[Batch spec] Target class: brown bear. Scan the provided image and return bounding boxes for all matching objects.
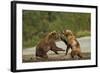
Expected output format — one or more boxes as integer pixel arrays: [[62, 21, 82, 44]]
[[36, 31, 64, 59], [61, 30, 83, 59]]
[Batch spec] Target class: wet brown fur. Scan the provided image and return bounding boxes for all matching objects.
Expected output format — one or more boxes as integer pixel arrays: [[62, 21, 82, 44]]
[[36, 31, 64, 59], [62, 30, 83, 59]]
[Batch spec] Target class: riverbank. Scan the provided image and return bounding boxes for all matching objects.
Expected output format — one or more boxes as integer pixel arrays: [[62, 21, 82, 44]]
[[23, 52, 91, 63], [22, 36, 91, 63]]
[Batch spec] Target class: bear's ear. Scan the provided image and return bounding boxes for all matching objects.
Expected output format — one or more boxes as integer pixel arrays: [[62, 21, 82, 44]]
[[65, 30, 71, 33], [51, 31, 57, 35]]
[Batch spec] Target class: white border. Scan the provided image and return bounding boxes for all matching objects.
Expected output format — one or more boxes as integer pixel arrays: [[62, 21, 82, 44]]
[[16, 3, 96, 70]]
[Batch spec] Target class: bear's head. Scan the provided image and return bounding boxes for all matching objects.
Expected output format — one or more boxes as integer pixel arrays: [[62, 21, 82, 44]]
[[46, 31, 59, 41], [62, 29, 73, 37]]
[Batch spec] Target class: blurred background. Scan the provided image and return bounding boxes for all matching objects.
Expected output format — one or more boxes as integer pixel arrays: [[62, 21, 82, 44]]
[[22, 10, 91, 48]]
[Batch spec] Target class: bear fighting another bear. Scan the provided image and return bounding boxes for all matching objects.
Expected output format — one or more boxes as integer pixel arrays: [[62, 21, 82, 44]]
[[36, 30, 83, 59], [61, 30, 83, 59], [36, 31, 64, 59]]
